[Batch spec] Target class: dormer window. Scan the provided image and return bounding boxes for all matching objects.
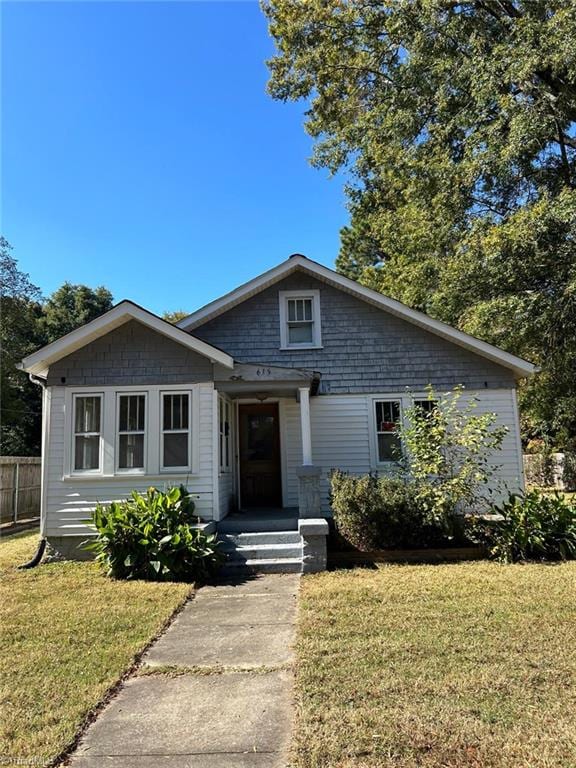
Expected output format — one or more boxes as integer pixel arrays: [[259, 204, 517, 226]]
[[279, 290, 322, 349]]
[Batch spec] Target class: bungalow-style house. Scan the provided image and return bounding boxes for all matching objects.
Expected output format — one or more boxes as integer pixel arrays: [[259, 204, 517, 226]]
[[19, 255, 536, 572]]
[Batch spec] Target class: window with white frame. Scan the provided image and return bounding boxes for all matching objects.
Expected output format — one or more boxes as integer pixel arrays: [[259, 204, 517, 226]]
[[73, 394, 102, 472], [117, 393, 146, 471], [279, 290, 321, 348], [374, 400, 402, 463], [414, 398, 438, 415], [219, 396, 231, 471], [161, 392, 191, 470]]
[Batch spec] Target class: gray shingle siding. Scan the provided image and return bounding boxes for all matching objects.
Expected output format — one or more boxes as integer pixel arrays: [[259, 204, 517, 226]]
[[46, 320, 213, 386], [192, 272, 515, 392]]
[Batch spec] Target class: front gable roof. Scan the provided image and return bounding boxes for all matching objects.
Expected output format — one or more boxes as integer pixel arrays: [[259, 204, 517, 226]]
[[19, 300, 234, 378], [178, 255, 536, 379]]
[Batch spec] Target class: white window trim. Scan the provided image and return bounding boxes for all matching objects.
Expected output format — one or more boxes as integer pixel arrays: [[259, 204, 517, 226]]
[[368, 392, 446, 469], [71, 392, 104, 476], [371, 398, 403, 467], [279, 289, 322, 350], [218, 395, 232, 474], [63, 384, 200, 479], [160, 390, 193, 474], [115, 392, 148, 475]]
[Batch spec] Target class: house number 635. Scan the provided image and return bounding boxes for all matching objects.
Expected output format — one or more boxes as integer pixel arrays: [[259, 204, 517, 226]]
[[256, 368, 271, 377]]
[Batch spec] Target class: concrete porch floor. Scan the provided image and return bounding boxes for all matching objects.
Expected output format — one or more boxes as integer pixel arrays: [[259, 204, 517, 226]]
[[218, 508, 299, 533]]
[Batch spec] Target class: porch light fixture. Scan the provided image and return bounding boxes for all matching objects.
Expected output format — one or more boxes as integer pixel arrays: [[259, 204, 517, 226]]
[[255, 392, 268, 402]]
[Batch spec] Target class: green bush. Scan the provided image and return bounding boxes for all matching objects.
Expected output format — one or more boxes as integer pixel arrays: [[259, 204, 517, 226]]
[[562, 453, 576, 492], [468, 490, 576, 563], [399, 386, 508, 526], [85, 485, 223, 581], [329, 470, 461, 550]]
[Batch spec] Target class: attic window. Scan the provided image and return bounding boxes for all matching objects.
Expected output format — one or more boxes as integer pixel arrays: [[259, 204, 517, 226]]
[[279, 290, 321, 349]]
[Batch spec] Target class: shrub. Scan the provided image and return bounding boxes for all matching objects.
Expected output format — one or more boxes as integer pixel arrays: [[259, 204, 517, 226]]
[[329, 470, 461, 550], [468, 490, 576, 563], [85, 485, 223, 581], [399, 386, 509, 525]]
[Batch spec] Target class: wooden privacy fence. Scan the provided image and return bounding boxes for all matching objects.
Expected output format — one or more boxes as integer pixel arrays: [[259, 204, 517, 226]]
[[0, 457, 41, 525]]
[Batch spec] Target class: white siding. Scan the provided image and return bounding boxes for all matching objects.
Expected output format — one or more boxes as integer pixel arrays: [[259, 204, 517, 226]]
[[280, 389, 523, 515], [281, 398, 301, 508], [44, 383, 216, 538], [43, 385, 524, 535], [282, 395, 372, 513], [218, 471, 234, 518], [462, 388, 525, 503]]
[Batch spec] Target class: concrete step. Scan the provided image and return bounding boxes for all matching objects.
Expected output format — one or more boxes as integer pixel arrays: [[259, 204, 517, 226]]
[[223, 542, 302, 561], [220, 557, 302, 575], [218, 517, 298, 533], [219, 531, 301, 547]]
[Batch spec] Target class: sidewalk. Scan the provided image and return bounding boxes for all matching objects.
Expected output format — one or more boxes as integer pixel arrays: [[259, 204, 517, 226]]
[[68, 573, 299, 768]]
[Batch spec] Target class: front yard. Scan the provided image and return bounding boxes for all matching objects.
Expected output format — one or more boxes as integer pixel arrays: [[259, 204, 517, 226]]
[[295, 562, 576, 767], [0, 532, 191, 766]]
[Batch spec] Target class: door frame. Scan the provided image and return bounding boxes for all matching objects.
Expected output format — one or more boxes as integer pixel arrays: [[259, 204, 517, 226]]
[[234, 398, 287, 510]]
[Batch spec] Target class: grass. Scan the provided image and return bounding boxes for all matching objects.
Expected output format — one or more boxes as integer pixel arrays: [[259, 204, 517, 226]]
[[0, 531, 191, 766], [294, 562, 576, 768]]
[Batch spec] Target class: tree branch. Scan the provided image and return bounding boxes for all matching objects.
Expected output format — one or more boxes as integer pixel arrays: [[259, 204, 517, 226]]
[[554, 118, 574, 188]]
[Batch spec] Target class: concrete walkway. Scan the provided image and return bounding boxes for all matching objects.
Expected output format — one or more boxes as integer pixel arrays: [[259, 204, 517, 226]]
[[68, 574, 299, 768]]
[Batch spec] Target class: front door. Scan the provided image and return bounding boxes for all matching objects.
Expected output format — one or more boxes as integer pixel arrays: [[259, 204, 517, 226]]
[[238, 403, 282, 508]]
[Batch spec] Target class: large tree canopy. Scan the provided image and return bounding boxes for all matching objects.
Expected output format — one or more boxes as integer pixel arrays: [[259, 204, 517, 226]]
[[1, 242, 115, 455], [40, 282, 113, 343], [264, 0, 576, 446], [0, 239, 43, 455]]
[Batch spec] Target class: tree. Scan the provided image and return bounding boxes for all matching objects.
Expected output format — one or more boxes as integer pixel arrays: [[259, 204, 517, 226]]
[[1, 244, 116, 456], [399, 387, 509, 525], [0, 238, 43, 455], [162, 310, 189, 325], [264, 0, 576, 446], [40, 283, 113, 343]]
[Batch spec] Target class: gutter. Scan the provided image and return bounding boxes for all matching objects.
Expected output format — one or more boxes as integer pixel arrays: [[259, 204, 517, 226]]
[[18, 373, 48, 569]]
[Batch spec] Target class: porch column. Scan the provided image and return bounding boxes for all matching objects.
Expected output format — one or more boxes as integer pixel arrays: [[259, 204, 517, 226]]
[[297, 386, 321, 518], [299, 387, 313, 466]]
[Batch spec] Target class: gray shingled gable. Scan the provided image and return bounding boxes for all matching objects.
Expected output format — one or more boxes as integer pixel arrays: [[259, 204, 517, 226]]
[[46, 319, 213, 386], [192, 272, 515, 393]]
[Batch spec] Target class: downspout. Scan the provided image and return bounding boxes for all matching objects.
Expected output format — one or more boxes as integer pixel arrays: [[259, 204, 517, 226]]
[[17, 373, 48, 569]]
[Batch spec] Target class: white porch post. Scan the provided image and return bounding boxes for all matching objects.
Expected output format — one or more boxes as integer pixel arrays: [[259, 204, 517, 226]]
[[299, 387, 313, 466], [296, 386, 326, 569]]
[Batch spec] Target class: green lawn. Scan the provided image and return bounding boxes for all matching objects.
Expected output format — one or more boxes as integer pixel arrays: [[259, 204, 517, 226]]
[[295, 562, 576, 768], [0, 532, 191, 766]]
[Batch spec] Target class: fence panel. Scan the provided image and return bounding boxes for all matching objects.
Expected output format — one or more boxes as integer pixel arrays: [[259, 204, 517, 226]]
[[0, 457, 41, 525]]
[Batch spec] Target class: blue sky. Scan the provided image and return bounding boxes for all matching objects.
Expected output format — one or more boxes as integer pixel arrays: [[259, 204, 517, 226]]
[[2, 1, 348, 315]]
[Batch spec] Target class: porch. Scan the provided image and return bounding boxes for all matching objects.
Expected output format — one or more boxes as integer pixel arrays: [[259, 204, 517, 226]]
[[214, 362, 323, 518], [213, 363, 328, 573]]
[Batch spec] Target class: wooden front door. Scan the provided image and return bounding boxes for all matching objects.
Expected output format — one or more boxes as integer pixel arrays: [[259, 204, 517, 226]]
[[238, 403, 282, 508]]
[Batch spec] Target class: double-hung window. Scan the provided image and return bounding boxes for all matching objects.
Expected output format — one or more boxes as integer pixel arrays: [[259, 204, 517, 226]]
[[374, 400, 402, 463], [414, 398, 438, 415], [279, 290, 321, 349], [161, 392, 191, 471], [219, 396, 231, 472], [117, 394, 146, 471], [73, 394, 102, 472]]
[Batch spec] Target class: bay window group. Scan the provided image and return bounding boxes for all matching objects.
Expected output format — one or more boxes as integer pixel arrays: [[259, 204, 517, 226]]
[[70, 387, 194, 476]]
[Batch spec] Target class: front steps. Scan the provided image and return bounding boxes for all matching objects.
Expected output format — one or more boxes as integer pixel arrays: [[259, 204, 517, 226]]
[[217, 516, 302, 573]]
